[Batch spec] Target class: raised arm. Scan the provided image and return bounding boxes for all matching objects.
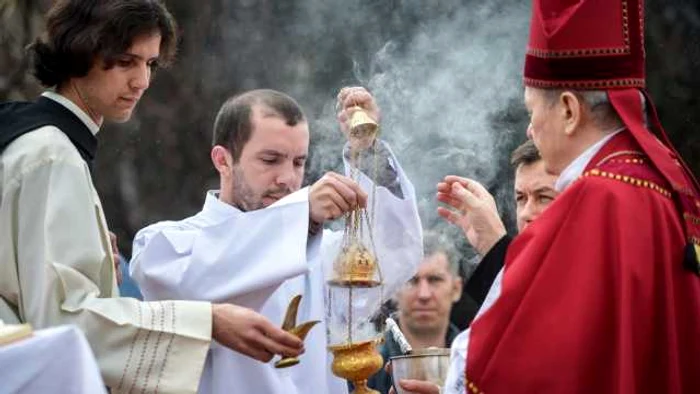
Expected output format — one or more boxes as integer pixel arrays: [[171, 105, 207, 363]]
[[336, 86, 423, 297], [130, 188, 312, 308], [344, 139, 423, 296]]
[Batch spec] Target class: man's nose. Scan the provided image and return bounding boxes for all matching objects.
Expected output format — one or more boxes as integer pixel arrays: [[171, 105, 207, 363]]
[[417, 280, 432, 299], [275, 163, 297, 188], [130, 63, 150, 91], [520, 200, 537, 226]]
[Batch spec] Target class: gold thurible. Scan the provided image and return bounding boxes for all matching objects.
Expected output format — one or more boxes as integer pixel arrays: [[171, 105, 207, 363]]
[[329, 242, 379, 288], [326, 103, 384, 394]]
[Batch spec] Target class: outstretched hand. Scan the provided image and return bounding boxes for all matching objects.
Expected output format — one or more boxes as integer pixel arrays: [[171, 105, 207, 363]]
[[437, 175, 506, 255]]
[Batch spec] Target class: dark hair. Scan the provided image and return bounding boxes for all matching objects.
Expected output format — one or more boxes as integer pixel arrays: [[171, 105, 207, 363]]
[[28, 0, 178, 87], [212, 89, 306, 163], [510, 139, 541, 168]]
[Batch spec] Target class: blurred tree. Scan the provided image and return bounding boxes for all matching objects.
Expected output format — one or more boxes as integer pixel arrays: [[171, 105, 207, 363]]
[[646, 0, 700, 177], [0, 0, 46, 99]]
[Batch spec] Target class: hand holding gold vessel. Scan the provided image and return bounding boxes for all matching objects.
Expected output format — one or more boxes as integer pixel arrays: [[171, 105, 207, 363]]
[[336, 86, 379, 150], [274, 294, 320, 368]]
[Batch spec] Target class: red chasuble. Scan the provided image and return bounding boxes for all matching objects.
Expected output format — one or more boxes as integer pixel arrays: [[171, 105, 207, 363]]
[[464, 0, 700, 392], [465, 132, 700, 393]]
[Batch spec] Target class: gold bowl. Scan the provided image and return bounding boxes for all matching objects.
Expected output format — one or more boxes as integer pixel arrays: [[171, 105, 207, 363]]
[[328, 339, 384, 394]]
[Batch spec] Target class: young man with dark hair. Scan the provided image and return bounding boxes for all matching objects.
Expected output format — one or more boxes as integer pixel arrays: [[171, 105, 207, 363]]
[[0, 2, 302, 392], [208, 90, 310, 212], [510, 140, 558, 231], [446, 139, 559, 331], [211, 90, 306, 167], [130, 87, 423, 394]]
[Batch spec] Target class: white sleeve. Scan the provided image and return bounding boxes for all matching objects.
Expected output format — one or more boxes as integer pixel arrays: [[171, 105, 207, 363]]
[[130, 188, 312, 308], [443, 330, 469, 394]]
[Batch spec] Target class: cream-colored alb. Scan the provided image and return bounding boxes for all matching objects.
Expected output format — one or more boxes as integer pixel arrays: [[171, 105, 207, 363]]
[[0, 94, 213, 393]]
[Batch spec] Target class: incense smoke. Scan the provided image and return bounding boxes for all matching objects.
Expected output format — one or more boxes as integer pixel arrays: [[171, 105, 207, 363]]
[[302, 0, 531, 269]]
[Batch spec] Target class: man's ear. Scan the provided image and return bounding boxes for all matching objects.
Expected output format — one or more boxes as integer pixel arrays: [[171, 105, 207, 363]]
[[211, 145, 233, 176], [560, 91, 582, 136]]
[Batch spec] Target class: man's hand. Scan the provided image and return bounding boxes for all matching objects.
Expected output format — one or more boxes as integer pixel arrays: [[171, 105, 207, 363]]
[[212, 304, 304, 363], [109, 231, 123, 286], [309, 172, 368, 225], [336, 86, 380, 150], [385, 360, 441, 394], [389, 379, 441, 394], [437, 175, 506, 255]]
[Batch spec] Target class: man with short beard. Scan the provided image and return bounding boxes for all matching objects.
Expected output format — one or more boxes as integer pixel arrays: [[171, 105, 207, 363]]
[[0, 1, 303, 393], [130, 88, 423, 394]]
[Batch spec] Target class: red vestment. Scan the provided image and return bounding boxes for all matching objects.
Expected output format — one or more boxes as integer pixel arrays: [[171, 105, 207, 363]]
[[462, 0, 700, 392], [464, 132, 700, 393]]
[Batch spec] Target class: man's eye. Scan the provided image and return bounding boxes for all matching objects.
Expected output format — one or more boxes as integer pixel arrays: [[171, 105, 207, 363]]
[[117, 59, 132, 67], [294, 159, 306, 168], [148, 60, 160, 70], [261, 158, 277, 164], [539, 195, 554, 203]]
